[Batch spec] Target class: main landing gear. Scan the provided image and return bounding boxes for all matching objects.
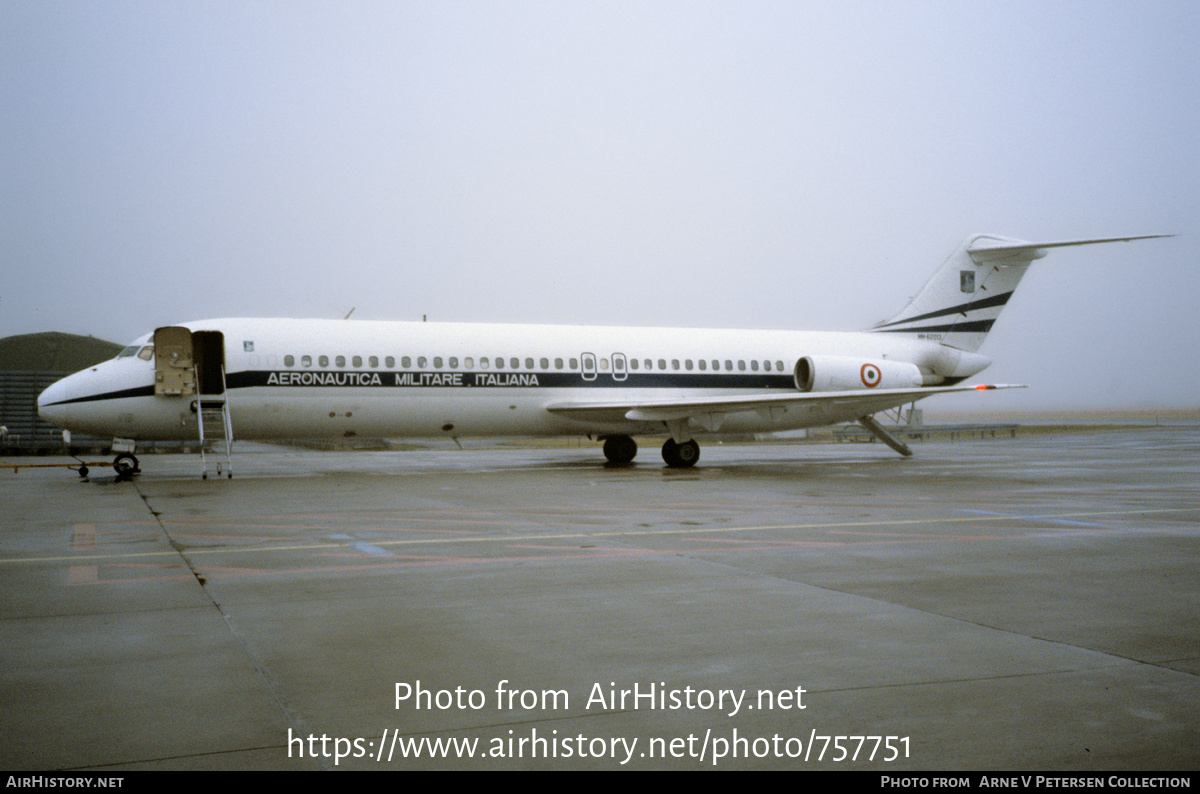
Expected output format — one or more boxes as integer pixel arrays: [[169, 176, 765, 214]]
[[602, 434, 638, 465], [661, 438, 700, 468], [599, 435, 700, 468]]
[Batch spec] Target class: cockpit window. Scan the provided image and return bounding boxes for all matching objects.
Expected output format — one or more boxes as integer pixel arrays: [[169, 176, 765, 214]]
[[137, 346, 154, 361], [117, 346, 140, 358]]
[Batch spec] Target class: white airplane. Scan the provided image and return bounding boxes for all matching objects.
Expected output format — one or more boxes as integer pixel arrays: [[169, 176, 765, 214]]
[[37, 233, 1168, 478]]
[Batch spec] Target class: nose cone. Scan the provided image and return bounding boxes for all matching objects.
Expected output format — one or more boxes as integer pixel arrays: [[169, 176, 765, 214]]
[[37, 376, 72, 428]]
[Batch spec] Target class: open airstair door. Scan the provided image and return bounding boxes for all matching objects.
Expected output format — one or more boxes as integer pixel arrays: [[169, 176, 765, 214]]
[[153, 326, 195, 396], [152, 326, 234, 478]]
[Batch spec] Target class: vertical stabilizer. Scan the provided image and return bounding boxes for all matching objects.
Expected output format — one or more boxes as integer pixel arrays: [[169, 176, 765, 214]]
[[869, 234, 1170, 353]]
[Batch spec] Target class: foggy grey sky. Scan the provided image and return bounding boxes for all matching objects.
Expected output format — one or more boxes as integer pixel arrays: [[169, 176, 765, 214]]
[[2, 1, 1197, 411]]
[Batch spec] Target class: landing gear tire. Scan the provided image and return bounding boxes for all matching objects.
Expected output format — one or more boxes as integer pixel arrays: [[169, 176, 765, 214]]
[[662, 439, 700, 468], [602, 435, 638, 465], [113, 453, 140, 477]]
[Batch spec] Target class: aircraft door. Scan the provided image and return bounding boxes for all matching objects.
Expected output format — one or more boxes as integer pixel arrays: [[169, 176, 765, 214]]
[[193, 331, 226, 395], [154, 327, 195, 396], [581, 352, 597, 381]]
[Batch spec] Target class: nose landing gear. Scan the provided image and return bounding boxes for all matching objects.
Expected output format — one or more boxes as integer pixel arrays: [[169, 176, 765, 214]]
[[113, 453, 140, 478]]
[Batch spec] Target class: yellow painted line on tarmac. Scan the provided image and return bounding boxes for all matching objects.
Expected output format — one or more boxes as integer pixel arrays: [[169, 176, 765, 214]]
[[0, 506, 1193, 566]]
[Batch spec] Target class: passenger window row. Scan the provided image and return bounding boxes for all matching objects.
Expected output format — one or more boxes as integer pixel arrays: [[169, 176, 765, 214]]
[[281, 355, 577, 370], [628, 359, 786, 373], [279, 354, 787, 373]]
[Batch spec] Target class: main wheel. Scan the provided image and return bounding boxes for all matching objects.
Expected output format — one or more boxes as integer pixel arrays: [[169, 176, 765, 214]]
[[602, 435, 638, 465], [662, 439, 700, 468]]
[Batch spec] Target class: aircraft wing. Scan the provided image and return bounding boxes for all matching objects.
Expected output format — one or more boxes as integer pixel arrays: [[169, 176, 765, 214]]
[[544, 383, 1024, 430]]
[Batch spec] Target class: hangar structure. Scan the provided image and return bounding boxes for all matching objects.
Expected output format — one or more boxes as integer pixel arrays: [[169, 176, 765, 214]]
[[0, 332, 120, 452]]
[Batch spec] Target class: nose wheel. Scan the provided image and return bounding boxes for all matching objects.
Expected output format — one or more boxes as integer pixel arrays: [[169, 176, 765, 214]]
[[113, 453, 140, 478]]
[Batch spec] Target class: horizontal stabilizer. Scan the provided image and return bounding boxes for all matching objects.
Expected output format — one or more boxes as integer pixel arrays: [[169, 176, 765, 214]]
[[968, 234, 1174, 263]]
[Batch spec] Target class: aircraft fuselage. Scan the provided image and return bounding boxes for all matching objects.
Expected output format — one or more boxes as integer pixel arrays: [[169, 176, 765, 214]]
[[37, 318, 988, 443]]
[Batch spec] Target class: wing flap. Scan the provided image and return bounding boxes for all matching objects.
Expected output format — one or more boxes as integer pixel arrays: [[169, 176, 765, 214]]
[[545, 383, 1024, 425]]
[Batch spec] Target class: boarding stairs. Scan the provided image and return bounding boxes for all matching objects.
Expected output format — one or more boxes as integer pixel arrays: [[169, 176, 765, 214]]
[[195, 365, 234, 479]]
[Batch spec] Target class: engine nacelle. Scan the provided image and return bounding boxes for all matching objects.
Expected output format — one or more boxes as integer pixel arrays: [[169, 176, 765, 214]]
[[793, 355, 926, 392]]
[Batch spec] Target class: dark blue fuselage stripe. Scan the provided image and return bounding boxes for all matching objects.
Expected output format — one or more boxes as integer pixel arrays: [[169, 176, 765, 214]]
[[873, 319, 996, 335], [41, 385, 156, 406], [230, 370, 797, 390], [44, 372, 799, 406], [872, 291, 1012, 330]]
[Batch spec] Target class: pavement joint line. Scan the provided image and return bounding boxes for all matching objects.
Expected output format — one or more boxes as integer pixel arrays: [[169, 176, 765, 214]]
[[1, 506, 1193, 566]]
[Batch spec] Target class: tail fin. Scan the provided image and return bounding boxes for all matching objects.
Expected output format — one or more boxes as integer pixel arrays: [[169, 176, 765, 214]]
[[869, 234, 1172, 353]]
